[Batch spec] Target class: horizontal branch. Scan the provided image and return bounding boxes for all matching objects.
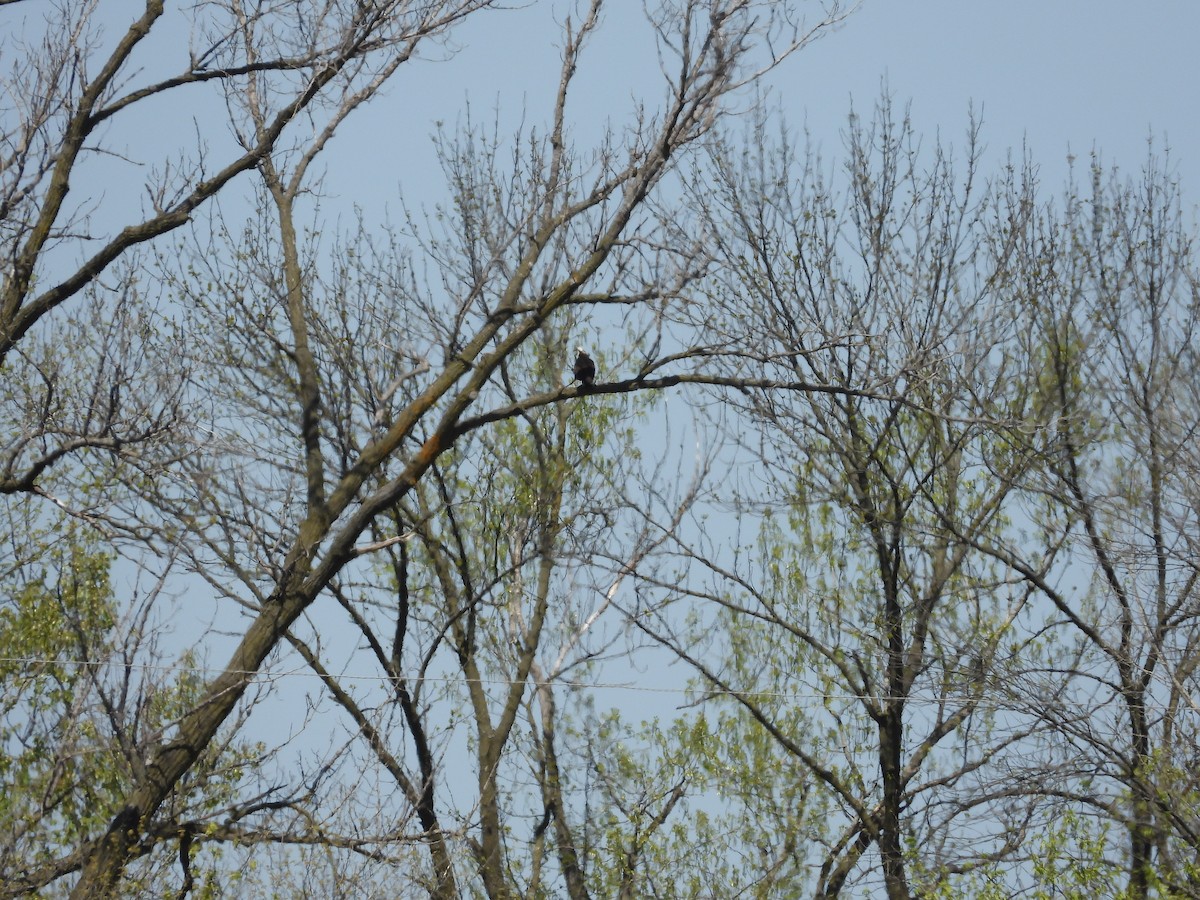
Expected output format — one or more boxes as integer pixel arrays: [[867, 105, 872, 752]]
[[450, 372, 891, 438]]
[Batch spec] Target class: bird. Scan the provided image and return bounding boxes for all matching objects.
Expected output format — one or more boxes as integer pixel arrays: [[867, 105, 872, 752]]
[[572, 346, 596, 386]]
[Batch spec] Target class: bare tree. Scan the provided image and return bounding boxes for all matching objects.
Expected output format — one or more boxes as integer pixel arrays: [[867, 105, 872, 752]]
[[0, 1, 853, 895], [1, 1, 498, 503], [979, 151, 1200, 898], [12, 3, 1200, 897], [632, 99, 1069, 897]]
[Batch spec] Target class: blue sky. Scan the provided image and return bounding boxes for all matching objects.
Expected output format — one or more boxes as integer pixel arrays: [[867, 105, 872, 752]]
[[60, 0, 1194, 638], [48, 2, 1200, 258], [40, 0, 1199, 747], [320, 2, 1200, 221], [789, 2, 1200, 187], [8, 4, 1194, 876]]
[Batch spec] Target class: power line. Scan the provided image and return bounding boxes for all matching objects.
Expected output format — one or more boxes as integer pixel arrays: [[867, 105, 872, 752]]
[[2, 655, 1198, 716]]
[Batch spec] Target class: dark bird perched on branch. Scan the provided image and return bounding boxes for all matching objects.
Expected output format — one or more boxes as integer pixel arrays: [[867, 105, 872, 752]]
[[573, 347, 596, 386]]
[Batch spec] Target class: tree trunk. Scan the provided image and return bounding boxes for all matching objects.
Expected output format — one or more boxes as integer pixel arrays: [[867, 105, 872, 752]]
[[878, 701, 912, 900]]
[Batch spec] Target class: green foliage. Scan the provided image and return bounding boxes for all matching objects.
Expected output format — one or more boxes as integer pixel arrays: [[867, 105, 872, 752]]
[[577, 705, 823, 897], [1029, 810, 1125, 900], [0, 537, 122, 861], [0, 536, 266, 894]]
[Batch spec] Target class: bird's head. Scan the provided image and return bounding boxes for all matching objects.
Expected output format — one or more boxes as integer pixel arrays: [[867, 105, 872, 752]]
[[575, 345, 587, 355]]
